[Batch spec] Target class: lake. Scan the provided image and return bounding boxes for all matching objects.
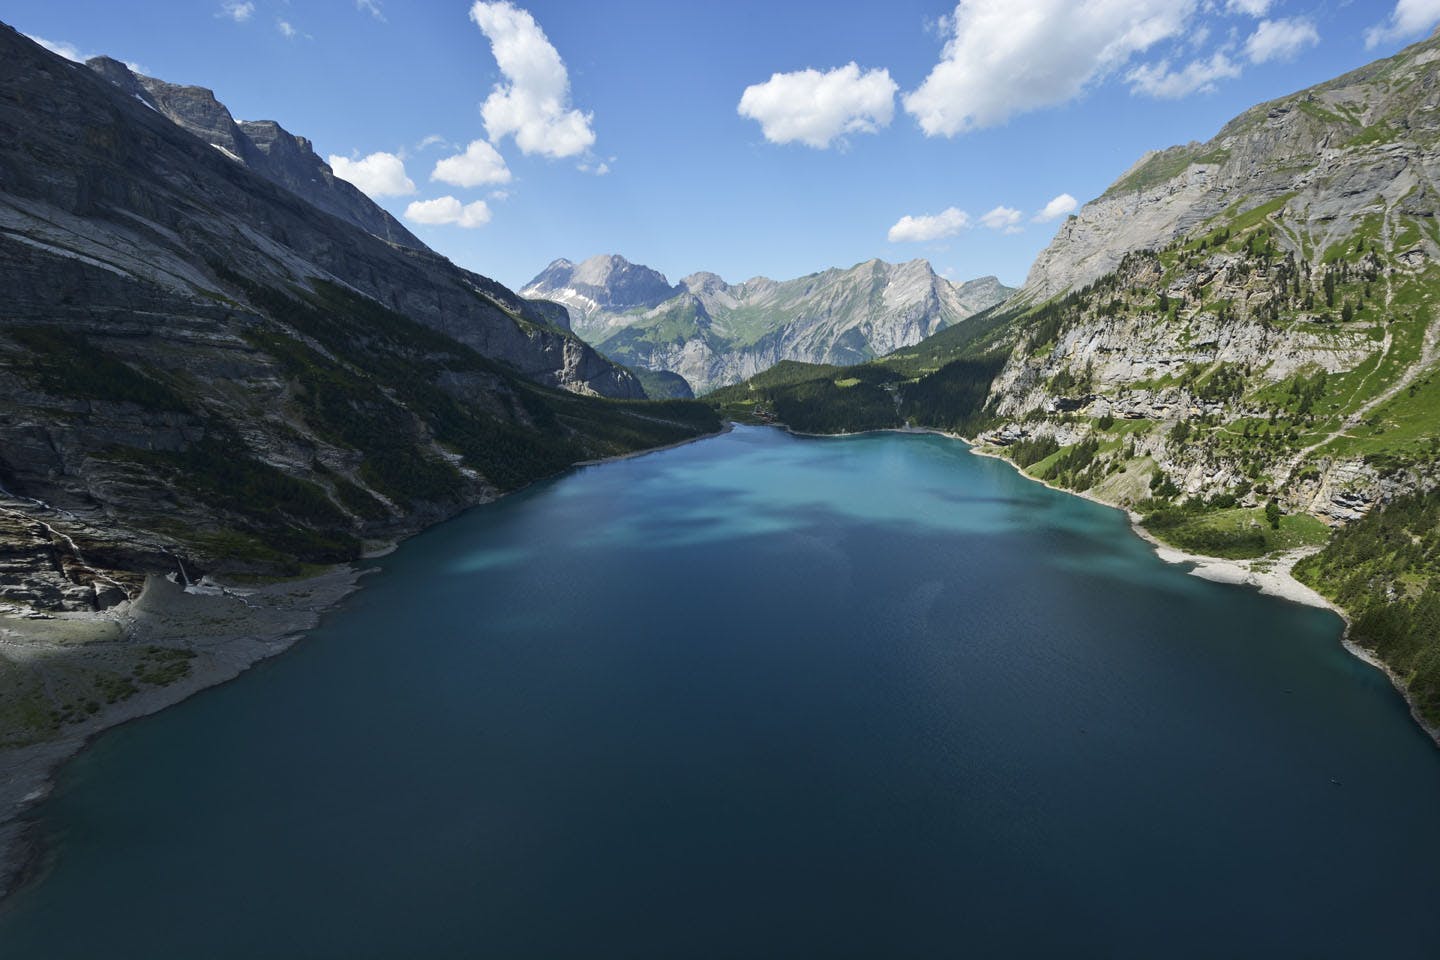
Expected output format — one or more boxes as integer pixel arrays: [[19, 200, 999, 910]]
[[3, 425, 1439, 958]]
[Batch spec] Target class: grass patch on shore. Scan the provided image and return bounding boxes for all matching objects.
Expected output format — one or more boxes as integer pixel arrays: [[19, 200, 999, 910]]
[[1142, 506, 1330, 559]]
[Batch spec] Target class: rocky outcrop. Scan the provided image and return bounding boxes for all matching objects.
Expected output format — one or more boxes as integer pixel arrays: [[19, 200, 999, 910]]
[[84, 57, 424, 252], [523, 255, 1013, 393], [1024, 35, 1440, 300]]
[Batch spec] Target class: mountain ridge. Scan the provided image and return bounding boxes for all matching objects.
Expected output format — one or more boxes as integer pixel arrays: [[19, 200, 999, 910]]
[[523, 253, 1012, 393], [84, 56, 426, 253], [1023, 32, 1440, 300]]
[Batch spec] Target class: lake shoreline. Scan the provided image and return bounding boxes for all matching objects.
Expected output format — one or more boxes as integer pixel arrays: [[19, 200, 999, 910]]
[[0, 567, 367, 904], [785, 422, 1440, 748], [0, 422, 730, 907], [961, 438, 1440, 745]]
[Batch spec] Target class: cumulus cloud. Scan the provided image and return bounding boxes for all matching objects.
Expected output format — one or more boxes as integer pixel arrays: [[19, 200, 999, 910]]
[[1034, 193, 1078, 222], [329, 152, 416, 198], [276, 19, 298, 39], [432, 140, 512, 187], [1225, 0, 1271, 16], [357, 0, 385, 20], [1245, 18, 1319, 63], [470, 1, 595, 158], [980, 205, 1024, 233], [737, 63, 898, 148], [1127, 51, 1241, 99], [888, 207, 971, 243], [903, 0, 1198, 136], [1365, 0, 1440, 49], [219, 1, 254, 23], [405, 196, 493, 228], [26, 34, 87, 61]]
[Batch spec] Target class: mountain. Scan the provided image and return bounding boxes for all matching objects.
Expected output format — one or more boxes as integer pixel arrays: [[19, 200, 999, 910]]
[[84, 56, 425, 252], [525, 254, 681, 319], [0, 24, 720, 626], [522, 254, 1012, 393], [1022, 34, 1440, 301], [711, 33, 1440, 730]]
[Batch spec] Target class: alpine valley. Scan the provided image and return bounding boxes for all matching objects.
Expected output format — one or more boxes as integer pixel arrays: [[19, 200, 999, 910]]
[[5, 3, 1440, 947], [713, 29, 1440, 731]]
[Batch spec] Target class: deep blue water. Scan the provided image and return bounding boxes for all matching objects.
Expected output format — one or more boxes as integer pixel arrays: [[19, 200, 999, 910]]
[[3, 425, 1440, 958]]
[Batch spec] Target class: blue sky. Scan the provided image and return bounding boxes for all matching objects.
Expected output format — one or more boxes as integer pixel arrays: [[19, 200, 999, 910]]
[[9, 1, 1437, 290]]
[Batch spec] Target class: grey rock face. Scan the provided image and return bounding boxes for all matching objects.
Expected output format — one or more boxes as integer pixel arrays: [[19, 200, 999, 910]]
[[525, 255, 682, 321], [0, 32, 640, 400], [86, 57, 424, 252], [523, 255, 1013, 393], [1025, 34, 1440, 301]]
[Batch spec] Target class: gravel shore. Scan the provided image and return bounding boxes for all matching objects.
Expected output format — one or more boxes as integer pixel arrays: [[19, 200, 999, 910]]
[[0, 566, 365, 900]]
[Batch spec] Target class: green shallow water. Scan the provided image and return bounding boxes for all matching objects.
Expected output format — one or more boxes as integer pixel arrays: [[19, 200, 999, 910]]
[[3, 425, 1439, 958]]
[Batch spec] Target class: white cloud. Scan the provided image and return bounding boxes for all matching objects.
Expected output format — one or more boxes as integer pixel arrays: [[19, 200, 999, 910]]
[[1365, 0, 1440, 49], [1225, 0, 1271, 16], [416, 134, 449, 151], [1245, 18, 1319, 63], [26, 33, 144, 72], [26, 34, 86, 61], [737, 63, 898, 149], [980, 205, 1024, 233], [329, 152, 417, 198], [405, 196, 493, 228], [888, 207, 971, 243], [470, 1, 595, 158], [578, 161, 611, 175], [1127, 51, 1241, 99], [903, 0, 1198, 136], [277, 19, 298, 39], [357, 0, 386, 21], [220, 1, 255, 23], [1034, 193, 1078, 222], [432, 140, 512, 187]]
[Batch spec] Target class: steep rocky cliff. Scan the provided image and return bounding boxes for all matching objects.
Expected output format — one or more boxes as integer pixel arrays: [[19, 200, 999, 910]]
[[978, 29, 1440, 522], [2, 31, 643, 400], [523, 254, 1011, 393], [1024, 32, 1440, 300], [83, 56, 426, 252], [0, 23, 714, 616]]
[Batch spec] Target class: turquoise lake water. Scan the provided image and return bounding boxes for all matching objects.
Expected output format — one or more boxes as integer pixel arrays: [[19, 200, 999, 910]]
[[3, 425, 1440, 958]]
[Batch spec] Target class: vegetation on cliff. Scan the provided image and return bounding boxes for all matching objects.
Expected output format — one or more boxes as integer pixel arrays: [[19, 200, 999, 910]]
[[1295, 489, 1440, 723]]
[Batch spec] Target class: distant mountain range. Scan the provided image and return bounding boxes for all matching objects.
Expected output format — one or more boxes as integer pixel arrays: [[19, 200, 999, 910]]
[[522, 254, 1012, 394]]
